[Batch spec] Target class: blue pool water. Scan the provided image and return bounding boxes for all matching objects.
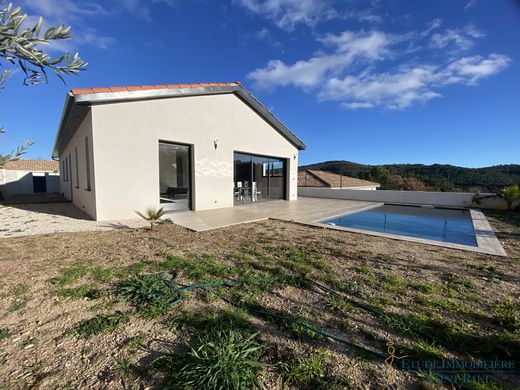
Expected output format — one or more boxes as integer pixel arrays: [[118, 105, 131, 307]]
[[321, 204, 477, 246]]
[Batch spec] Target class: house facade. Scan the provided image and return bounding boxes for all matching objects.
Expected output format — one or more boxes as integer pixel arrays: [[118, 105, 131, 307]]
[[0, 159, 60, 200], [52, 82, 306, 220]]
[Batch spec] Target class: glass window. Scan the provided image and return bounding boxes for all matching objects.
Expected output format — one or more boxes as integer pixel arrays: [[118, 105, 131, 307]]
[[233, 152, 286, 204], [159, 142, 191, 211]]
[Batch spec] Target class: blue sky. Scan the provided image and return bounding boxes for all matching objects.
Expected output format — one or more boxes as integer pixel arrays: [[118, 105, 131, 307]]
[[1, 0, 519, 167]]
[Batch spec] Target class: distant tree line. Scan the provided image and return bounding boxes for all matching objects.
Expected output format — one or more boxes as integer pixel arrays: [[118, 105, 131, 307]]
[[300, 161, 520, 193]]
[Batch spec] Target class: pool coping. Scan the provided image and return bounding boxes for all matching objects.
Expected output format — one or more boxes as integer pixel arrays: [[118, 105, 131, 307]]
[[305, 206, 507, 257]]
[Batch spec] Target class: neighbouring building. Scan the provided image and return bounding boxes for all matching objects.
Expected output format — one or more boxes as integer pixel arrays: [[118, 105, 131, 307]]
[[0, 159, 60, 200], [52, 82, 306, 220], [298, 170, 380, 190]]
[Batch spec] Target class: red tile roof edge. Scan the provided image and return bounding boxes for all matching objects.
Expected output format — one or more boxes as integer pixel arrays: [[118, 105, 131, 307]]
[[70, 82, 240, 96]]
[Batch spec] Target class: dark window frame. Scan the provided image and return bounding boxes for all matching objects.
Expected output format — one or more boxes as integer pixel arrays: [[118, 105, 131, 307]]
[[85, 136, 91, 191], [74, 146, 80, 189]]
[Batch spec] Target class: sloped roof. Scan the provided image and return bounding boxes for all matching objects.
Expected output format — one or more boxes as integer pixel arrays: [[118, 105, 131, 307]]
[[3, 159, 59, 172], [53, 82, 306, 157], [298, 170, 380, 188]]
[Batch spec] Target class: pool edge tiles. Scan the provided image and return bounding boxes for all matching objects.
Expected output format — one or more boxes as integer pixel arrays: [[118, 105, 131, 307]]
[[315, 206, 506, 257]]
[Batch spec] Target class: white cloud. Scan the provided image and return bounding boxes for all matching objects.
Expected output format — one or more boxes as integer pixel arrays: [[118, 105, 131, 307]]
[[21, 0, 116, 50], [249, 30, 399, 89], [254, 27, 281, 47], [421, 18, 442, 37], [247, 18, 511, 111], [430, 24, 485, 52], [319, 53, 511, 110], [233, 0, 337, 30], [442, 53, 511, 85], [464, 0, 476, 10]]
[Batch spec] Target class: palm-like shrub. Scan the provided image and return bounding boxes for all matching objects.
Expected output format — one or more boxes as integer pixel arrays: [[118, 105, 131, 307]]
[[135, 207, 166, 230], [497, 185, 520, 210], [155, 329, 265, 389]]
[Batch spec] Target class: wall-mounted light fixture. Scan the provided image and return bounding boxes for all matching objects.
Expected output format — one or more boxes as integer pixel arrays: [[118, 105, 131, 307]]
[[214, 139, 219, 150]]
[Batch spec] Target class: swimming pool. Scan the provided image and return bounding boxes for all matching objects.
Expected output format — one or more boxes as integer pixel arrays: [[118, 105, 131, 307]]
[[321, 204, 477, 247]]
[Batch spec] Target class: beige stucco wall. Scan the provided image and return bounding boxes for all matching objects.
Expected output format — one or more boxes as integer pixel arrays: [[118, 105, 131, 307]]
[[59, 111, 97, 218], [87, 93, 299, 220]]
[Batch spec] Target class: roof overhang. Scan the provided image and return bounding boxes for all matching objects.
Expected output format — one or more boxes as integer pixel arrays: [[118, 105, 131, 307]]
[[52, 84, 306, 158]]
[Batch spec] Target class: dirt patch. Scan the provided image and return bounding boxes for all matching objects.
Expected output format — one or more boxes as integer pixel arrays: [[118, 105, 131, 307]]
[[0, 210, 519, 389]]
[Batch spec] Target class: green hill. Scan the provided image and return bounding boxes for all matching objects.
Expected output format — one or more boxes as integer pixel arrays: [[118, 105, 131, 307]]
[[299, 161, 520, 192]]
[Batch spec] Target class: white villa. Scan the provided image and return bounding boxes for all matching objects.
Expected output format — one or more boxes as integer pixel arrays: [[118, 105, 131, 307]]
[[53, 82, 306, 220]]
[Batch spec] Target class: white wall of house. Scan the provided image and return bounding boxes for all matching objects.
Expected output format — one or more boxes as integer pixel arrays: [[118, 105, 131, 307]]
[[65, 93, 298, 220], [0, 169, 60, 199], [298, 187, 507, 209], [59, 111, 97, 218]]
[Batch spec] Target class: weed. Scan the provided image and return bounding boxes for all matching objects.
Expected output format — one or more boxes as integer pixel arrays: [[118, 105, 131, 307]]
[[162, 253, 233, 280], [113, 357, 137, 379], [118, 274, 175, 318], [283, 349, 329, 389], [49, 260, 93, 286], [57, 285, 105, 299], [154, 329, 265, 389], [408, 280, 438, 294], [124, 335, 146, 352], [11, 283, 29, 296], [8, 297, 27, 312], [354, 265, 374, 276], [72, 311, 129, 338], [0, 328, 10, 340], [415, 339, 446, 359], [324, 296, 355, 314], [443, 272, 475, 293], [90, 268, 115, 283], [493, 297, 519, 333], [167, 307, 251, 333]]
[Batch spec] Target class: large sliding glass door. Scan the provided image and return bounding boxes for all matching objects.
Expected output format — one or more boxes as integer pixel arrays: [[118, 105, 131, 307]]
[[234, 152, 286, 205], [159, 142, 191, 211]]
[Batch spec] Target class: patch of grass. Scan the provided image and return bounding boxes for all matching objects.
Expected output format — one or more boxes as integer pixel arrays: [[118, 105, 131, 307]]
[[8, 297, 27, 312], [72, 311, 129, 338], [49, 259, 93, 286], [162, 253, 233, 280], [118, 274, 175, 318], [415, 339, 446, 359], [283, 349, 329, 389], [11, 283, 29, 296], [57, 285, 106, 299], [415, 294, 485, 317], [90, 268, 115, 283], [154, 329, 265, 390], [408, 280, 438, 294], [354, 264, 374, 276], [0, 328, 11, 340], [381, 274, 404, 293], [123, 335, 146, 353], [493, 297, 519, 333], [112, 357, 138, 379], [167, 307, 252, 333], [443, 272, 475, 293], [324, 296, 355, 314]]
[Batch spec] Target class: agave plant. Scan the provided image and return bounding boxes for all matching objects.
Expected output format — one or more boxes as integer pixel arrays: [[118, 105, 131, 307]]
[[497, 185, 520, 211], [135, 207, 166, 230]]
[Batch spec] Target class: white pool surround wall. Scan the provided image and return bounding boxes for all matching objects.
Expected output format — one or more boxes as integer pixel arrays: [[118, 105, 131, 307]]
[[298, 187, 507, 209], [66, 93, 299, 220]]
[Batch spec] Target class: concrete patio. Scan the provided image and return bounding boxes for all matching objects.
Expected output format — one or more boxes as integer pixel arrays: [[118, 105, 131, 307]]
[[167, 197, 379, 231]]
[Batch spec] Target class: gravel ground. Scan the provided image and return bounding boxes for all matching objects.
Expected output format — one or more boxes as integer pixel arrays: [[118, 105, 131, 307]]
[[0, 203, 148, 238]]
